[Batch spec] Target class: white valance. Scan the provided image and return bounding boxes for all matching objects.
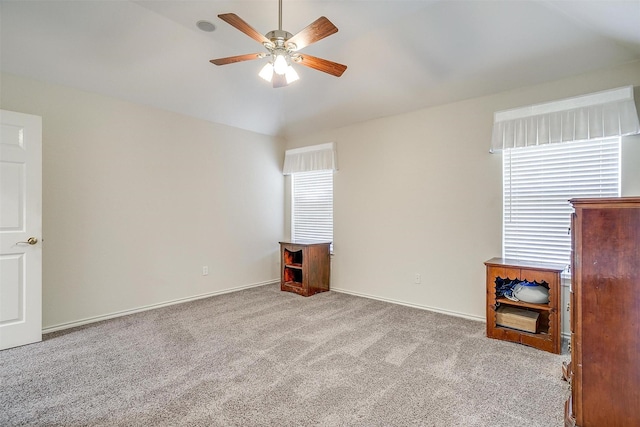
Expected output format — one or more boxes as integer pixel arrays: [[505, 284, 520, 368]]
[[283, 142, 337, 175], [490, 86, 640, 153]]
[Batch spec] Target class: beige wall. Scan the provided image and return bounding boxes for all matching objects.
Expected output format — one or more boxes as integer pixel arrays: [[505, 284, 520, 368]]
[[1, 73, 285, 330], [3, 60, 639, 334], [286, 61, 640, 330]]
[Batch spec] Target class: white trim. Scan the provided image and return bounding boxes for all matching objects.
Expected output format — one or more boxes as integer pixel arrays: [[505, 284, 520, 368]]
[[42, 279, 279, 334], [330, 287, 485, 323], [332, 287, 572, 343]]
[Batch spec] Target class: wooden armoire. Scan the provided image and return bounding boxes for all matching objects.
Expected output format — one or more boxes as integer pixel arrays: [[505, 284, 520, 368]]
[[565, 197, 640, 427]]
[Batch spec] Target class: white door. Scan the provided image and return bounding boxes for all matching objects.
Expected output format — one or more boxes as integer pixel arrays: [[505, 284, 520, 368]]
[[0, 110, 42, 350]]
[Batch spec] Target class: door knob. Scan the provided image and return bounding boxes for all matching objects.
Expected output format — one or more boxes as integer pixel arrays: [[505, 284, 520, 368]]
[[17, 237, 38, 245]]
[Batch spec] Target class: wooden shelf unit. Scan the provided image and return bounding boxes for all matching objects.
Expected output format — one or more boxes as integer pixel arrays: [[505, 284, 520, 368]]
[[279, 241, 330, 297], [485, 257, 565, 354]]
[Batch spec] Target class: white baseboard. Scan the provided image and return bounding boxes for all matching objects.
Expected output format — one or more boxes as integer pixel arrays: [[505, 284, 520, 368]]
[[331, 288, 572, 344], [44, 281, 570, 343], [331, 287, 485, 323], [42, 279, 279, 334]]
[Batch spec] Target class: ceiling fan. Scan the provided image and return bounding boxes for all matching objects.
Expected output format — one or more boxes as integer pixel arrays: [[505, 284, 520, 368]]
[[210, 0, 347, 88]]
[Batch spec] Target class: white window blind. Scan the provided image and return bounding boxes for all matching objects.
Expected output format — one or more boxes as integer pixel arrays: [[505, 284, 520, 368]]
[[291, 170, 333, 245], [503, 137, 620, 266]]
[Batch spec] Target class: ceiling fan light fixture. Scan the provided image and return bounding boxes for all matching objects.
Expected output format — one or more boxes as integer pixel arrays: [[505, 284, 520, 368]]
[[285, 66, 299, 84], [273, 53, 288, 75], [259, 63, 274, 82]]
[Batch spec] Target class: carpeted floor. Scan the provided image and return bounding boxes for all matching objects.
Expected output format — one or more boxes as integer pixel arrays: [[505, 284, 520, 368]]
[[1, 284, 569, 426]]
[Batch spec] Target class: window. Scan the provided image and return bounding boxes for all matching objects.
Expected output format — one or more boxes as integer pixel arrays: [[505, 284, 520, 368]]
[[283, 142, 336, 248], [291, 170, 333, 245], [493, 86, 638, 267], [503, 137, 620, 266]]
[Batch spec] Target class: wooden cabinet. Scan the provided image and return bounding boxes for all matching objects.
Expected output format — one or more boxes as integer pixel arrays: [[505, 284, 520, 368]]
[[485, 257, 565, 354], [564, 197, 640, 427], [279, 242, 330, 297]]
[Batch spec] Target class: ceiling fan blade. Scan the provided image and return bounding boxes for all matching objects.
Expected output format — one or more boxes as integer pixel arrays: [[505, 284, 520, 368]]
[[210, 53, 263, 66], [272, 73, 288, 88], [296, 54, 347, 77], [286, 16, 338, 51], [218, 13, 270, 45]]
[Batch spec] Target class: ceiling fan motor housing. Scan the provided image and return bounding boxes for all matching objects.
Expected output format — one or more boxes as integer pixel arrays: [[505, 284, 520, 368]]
[[264, 30, 294, 50]]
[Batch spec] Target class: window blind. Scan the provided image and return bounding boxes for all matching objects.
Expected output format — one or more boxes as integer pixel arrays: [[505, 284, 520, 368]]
[[292, 170, 333, 245], [503, 137, 620, 266]]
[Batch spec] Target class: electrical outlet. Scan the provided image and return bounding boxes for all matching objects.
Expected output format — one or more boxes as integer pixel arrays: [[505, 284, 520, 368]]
[[202, 266, 209, 276], [414, 273, 421, 284]]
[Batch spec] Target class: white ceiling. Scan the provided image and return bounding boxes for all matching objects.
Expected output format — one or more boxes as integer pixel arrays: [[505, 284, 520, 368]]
[[2, 1, 639, 139]]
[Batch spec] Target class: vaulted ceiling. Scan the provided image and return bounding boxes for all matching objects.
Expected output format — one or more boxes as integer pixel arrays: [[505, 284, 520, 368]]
[[2, 1, 639, 139]]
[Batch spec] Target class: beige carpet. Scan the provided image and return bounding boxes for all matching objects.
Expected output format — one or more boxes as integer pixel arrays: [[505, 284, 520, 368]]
[[0, 284, 569, 426]]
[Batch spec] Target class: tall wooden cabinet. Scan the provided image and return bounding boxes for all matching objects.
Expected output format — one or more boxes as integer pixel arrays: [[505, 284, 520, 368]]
[[279, 242, 330, 297], [565, 197, 640, 427]]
